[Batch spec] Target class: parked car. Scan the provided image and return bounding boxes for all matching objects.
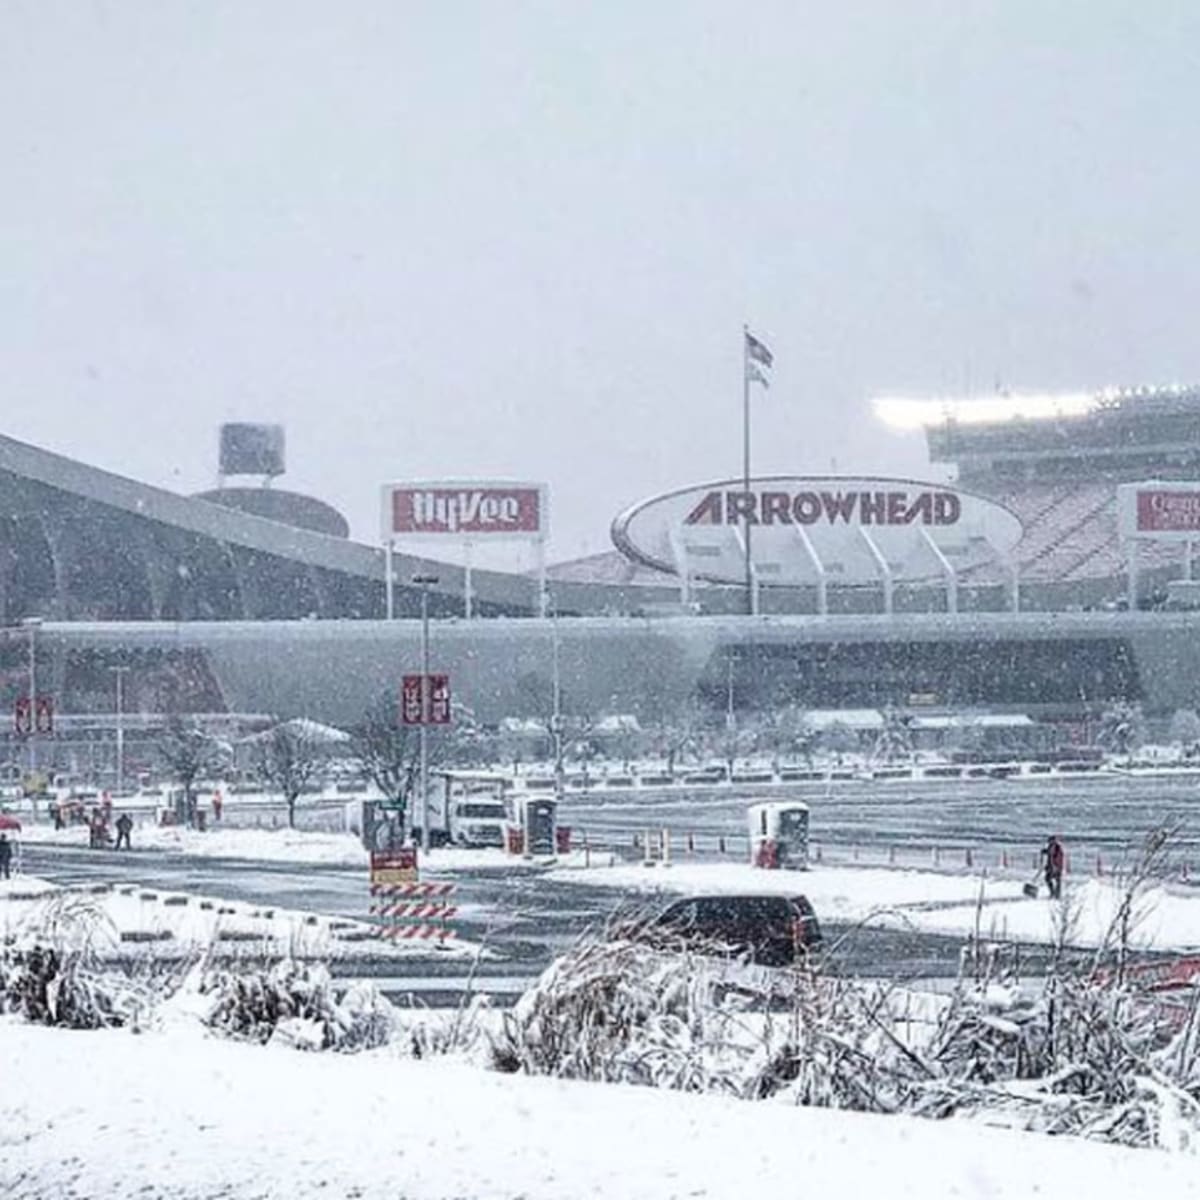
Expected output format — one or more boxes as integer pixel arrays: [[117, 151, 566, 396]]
[[637, 893, 823, 967]]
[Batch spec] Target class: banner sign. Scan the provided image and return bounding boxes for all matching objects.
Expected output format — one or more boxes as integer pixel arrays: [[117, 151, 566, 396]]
[[401, 675, 424, 725], [1118, 482, 1200, 542], [14, 696, 53, 736], [381, 480, 547, 541], [401, 674, 452, 725], [428, 674, 451, 725]]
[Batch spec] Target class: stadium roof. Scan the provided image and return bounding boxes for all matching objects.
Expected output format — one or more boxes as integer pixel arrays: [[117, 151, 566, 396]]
[[0, 431, 638, 615]]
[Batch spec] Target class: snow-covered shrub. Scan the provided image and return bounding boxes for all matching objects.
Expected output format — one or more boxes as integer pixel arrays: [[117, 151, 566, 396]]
[[0, 894, 159, 1029], [496, 930, 911, 1103], [200, 959, 398, 1052]]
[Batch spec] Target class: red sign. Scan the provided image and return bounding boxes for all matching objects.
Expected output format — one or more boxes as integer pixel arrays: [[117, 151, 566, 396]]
[[370, 847, 419, 885], [401, 675, 452, 726], [428, 674, 451, 725], [1135, 489, 1200, 534], [401, 675, 424, 726], [35, 697, 53, 735], [386, 484, 544, 537], [14, 697, 31, 736]]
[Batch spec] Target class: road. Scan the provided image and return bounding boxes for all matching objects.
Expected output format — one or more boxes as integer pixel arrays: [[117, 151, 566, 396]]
[[18, 772, 1197, 1005]]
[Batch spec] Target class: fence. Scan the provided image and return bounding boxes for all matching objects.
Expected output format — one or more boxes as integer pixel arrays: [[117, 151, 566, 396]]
[[574, 829, 1200, 884]]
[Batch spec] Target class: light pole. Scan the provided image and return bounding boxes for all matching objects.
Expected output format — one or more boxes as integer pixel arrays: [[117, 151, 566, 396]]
[[21, 618, 42, 808], [412, 573, 439, 848], [549, 592, 564, 804], [112, 666, 130, 795]]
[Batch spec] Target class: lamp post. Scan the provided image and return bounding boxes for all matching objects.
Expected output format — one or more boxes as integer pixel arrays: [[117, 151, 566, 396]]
[[112, 666, 130, 796], [21, 618, 42, 810], [548, 592, 564, 804], [412, 573, 439, 847]]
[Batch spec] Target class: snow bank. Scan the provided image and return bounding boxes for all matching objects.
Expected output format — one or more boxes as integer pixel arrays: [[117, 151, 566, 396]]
[[0, 877, 477, 961], [0, 1020, 1194, 1200], [22, 823, 371, 866], [22, 825, 592, 872], [898, 877, 1200, 951]]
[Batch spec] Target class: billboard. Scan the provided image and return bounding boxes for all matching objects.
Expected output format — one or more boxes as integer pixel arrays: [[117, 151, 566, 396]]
[[611, 476, 1023, 587], [381, 481, 547, 541], [219, 423, 286, 478], [1118, 481, 1200, 541]]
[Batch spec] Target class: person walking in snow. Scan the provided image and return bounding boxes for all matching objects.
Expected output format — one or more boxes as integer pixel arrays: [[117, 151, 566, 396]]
[[114, 811, 133, 851], [0, 832, 11, 880], [1041, 835, 1065, 900]]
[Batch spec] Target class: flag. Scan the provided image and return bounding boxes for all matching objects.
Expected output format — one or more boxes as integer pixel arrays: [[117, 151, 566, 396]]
[[746, 363, 770, 388], [745, 331, 773, 369]]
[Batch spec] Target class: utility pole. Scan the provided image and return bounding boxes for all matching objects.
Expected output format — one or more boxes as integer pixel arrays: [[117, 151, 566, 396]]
[[550, 592, 564, 804], [112, 666, 130, 795], [742, 326, 753, 616], [413, 573, 439, 847]]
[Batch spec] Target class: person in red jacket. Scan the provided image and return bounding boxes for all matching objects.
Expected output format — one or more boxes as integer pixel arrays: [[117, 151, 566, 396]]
[[1042, 835, 1066, 899]]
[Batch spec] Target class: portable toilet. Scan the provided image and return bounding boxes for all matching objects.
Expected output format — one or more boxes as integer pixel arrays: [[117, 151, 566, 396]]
[[505, 794, 559, 857], [748, 801, 810, 869], [524, 796, 559, 857]]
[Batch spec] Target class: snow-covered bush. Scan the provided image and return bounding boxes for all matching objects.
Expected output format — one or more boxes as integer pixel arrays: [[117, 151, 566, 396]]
[[199, 959, 398, 1052], [0, 893, 161, 1029], [495, 929, 920, 1105]]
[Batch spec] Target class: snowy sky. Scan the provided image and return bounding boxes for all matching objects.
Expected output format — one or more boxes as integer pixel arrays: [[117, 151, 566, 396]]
[[3, 2, 1199, 565]]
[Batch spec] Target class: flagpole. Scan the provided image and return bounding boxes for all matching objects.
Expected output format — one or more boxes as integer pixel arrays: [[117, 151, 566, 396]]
[[742, 324, 753, 616]]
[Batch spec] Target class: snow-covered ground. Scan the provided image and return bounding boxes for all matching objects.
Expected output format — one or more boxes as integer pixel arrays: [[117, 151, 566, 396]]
[[0, 876, 477, 961], [1, 1018, 1195, 1200], [19, 822, 594, 871], [548, 860, 1200, 952], [894, 876, 1200, 952]]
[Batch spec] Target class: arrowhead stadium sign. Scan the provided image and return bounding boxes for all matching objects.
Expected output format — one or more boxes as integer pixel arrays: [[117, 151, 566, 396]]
[[611, 476, 1022, 587]]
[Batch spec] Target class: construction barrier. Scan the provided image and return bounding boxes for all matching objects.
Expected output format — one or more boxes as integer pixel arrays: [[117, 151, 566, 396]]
[[369, 881, 457, 942]]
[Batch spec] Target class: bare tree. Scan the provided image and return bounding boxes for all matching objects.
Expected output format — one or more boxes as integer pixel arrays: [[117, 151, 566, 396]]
[[157, 715, 225, 826], [1097, 701, 1145, 758], [351, 695, 423, 835], [257, 722, 324, 829]]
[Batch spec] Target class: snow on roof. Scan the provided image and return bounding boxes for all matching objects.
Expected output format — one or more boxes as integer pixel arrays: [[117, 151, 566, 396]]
[[805, 709, 886, 730], [909, 713, 1034, 730]]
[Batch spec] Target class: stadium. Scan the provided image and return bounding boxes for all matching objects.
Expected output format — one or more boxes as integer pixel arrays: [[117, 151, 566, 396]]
[[2, 388, 1200, 748]]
